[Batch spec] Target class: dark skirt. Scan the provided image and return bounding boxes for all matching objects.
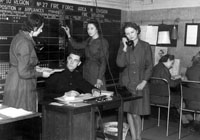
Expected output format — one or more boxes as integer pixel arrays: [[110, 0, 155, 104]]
[[123, 86, 150, 115]]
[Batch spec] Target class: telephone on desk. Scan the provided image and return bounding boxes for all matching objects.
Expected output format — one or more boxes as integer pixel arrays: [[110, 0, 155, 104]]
[[107, 86, 132, 97]]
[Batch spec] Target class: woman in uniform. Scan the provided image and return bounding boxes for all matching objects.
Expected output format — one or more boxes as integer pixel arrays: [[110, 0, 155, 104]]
[[116, 22, 153, 140], [62, 20, 109, 90], [3, 13, 53, 111]]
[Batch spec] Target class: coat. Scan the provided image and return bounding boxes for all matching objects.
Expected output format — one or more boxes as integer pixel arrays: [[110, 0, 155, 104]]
[[151, 62, 181, 107], [116, 39, 153, 115], [152, 62, 181, 88], [3, 31, 42, 112], [185, 63, 200, 109], [186, 63, 200, 82]]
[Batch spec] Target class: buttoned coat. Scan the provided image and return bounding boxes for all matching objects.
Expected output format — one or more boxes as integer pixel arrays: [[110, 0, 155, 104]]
[[3, 31, 42, 111], [116, 39, 153, 115]]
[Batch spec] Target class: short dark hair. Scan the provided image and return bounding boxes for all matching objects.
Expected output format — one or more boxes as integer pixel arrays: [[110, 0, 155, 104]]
[[67, 49, 83, 60], [159, 54, 175, 63], [22, 13, 44, 32], [122, 22, 141, 35]]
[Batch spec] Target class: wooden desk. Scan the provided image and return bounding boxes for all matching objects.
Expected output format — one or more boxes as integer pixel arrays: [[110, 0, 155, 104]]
[[0, 105, 41, 140], [42, 102, 94, 140], [42, 95, 141, 140]]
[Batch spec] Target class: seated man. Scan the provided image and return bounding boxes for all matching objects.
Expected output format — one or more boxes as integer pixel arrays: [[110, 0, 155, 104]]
[[185, 51, 200, 131], [152, 54, 193, 126], [44, 49, 99, 99]]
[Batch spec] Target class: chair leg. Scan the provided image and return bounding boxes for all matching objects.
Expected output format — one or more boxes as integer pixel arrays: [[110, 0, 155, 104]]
[[158, 107, 160, 127], [166, 107, 170, 136], [141, 116, 144, 131], [178, 110, 183, 139]]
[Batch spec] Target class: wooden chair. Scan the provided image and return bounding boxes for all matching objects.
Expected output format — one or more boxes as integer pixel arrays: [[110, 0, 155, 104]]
[[178, 80, 200, 139], [148, 77, 171, 136]]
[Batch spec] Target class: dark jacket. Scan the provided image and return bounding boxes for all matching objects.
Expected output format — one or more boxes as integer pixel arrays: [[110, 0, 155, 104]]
[[45, 68, 95, 99], [185, 63, 200, 88], [186, 63, 200, 81], [152, 62, 181, 87]]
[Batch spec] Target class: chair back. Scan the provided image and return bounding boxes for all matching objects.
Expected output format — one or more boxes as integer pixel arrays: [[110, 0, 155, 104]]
[[149, 77, 170, 105], [181, 80, 200, 110], [0, 83, 4, 103], [149, 77, 170, 97]]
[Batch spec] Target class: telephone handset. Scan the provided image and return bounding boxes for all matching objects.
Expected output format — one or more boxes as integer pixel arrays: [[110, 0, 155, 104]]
[[125, 37, 134, 47]]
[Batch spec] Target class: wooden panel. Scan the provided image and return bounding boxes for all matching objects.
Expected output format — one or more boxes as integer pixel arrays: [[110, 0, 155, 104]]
[[42, 105, 94, 140]]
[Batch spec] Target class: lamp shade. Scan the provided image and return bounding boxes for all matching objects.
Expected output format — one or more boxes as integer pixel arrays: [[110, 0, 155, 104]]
[[157, 31, 171, 44]]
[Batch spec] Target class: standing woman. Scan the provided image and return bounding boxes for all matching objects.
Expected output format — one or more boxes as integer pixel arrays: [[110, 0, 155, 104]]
[[3, 13, 52, 112], [62, 20, 109, 90], [116, 22, 153, 140]]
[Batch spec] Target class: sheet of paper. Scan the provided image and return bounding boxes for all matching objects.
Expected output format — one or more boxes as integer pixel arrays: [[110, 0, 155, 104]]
[[140, 25, 158, 45], [186, 25, 198, 45], [50, 102, 64, 106], [170, 59, 180, 76], [0, 107, 32, 118]]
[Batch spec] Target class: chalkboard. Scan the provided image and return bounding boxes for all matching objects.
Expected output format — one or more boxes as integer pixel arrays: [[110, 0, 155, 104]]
[[0, 0, 121, 85]]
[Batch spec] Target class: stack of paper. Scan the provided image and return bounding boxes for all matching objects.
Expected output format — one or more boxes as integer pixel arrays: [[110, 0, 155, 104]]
[[0, 107, 32, 118]]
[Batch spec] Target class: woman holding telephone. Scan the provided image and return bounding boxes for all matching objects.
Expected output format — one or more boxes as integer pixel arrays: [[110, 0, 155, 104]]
[[116, 22, 153, 140]]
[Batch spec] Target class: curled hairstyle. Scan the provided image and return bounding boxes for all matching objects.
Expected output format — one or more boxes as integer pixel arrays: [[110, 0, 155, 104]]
[[22, 13, 44, 32], [87, 19, 101, 35], [122, 22, 141, 36], [159, 54, 175, 63], [192, 51, 200, 65]]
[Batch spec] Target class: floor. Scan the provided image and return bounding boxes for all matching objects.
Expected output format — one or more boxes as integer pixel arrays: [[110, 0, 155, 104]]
[[139, 117, 199, 140], [97, 110, 200, 140]]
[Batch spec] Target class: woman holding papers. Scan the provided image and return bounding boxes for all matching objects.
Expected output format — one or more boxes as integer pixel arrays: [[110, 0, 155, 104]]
[[3, 13, 58, 112]]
